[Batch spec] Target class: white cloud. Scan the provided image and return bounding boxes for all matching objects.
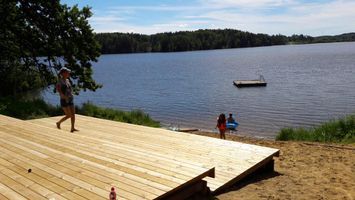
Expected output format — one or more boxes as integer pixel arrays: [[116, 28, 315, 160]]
[[109, 5, 204, 12], [88, 0, 355, 36], [192, 0, 355, 35], [91, 16, 125, 23], [200, 0, 297, 8], [153, 23, 189, 28]]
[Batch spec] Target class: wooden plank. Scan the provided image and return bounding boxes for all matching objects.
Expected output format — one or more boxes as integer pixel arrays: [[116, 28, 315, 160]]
[[8, 123, 236, 185], [51, 115, 278, 157], [12, 131, 203, 181], [0, 182, 27, 200], [0, 173, 47, 200], [62, 126, 264, 173], [80, 115, 279, 158], [0, 143, 106, 200], [0, 127, 193, 190], [32, 117, 277, 163], [29, 115, 279, 193], [4, 121, 214, 175], [0, 165, 67, 200], [0, 116, 216, 199], [0, 162, 81, 200], [0, 193, 9, 200], [0, 134, 164, 199], [0, 129, 174, 193], [0, 130, 164, 199], [78, 116, 278, 183], [1, 114, 280, 198], [0, 115, 24, 125], [157, 180, 208, 200]]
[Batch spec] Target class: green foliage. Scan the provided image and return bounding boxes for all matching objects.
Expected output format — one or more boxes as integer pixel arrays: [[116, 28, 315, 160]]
[[288, 34, 314, 44], [0, 98, 160, 128], [77, 102, 160, 128], [95, 29, 288, 54], [0, 0, 101, 97], [95, 30, 355, 54], [276, 115, 355, 144], [312, 33, 355, 43], [288, 33, 355, 44], [0, 97, 62, 119]]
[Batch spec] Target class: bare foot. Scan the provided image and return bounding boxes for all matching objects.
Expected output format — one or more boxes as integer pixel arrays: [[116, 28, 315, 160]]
[[70, 128, 79, 133], [56, 122, 61, 129]]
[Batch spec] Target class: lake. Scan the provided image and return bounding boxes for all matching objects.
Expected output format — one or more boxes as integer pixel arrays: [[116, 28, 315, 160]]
[[43, 42, 355, 138]]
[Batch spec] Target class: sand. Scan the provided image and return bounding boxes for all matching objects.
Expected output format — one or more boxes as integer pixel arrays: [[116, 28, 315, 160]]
[[191, 131, 355, 200]]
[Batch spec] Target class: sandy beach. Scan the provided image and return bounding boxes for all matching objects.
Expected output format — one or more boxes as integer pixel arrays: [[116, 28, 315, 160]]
[[191, 131, 355, 200]]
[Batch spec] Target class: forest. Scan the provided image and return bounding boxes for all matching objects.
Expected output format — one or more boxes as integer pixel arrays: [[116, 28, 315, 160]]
[[95, 29, 355, 54]]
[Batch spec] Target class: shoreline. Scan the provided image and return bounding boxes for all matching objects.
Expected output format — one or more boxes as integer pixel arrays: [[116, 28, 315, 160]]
[[164, 124, 277, 140], [189, 130, 355, 200], [160, 122, 277, 140]]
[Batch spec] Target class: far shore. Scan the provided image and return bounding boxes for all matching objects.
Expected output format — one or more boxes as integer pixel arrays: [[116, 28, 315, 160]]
[[188, 130, 355, 200]]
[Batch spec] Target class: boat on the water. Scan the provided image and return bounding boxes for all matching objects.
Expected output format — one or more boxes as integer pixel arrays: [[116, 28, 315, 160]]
[[233, 75, 267, 88]]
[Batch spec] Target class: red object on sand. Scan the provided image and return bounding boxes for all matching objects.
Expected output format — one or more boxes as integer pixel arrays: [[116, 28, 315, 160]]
[[109, 187, 116, 200]]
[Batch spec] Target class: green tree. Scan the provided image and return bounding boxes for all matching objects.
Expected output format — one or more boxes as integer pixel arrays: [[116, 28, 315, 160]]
[[0, 0, 101, 97]]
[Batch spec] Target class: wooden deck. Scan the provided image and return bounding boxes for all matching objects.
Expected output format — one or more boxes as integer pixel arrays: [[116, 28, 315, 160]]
[[0, 114, 279, 199]]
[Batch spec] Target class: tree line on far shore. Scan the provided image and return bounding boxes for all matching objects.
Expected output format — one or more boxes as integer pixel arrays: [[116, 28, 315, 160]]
[[95, 30, 355, 54]]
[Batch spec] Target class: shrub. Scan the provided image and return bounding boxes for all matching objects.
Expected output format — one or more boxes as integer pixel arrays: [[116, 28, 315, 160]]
[[0, 97, 62, 119], [276, 115, 355, 144], [0, 98, 160, 128], [77, 102, 160, 127]]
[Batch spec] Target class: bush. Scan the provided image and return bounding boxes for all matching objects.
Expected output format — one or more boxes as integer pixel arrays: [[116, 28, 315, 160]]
[[276, 115, 355, 144], [0, 97, 62, 119], [0, 98, 160, 128], [77, 102, 160, 127]]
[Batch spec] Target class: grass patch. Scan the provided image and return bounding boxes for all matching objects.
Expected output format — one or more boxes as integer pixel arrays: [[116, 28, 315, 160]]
[[77, 102, 160, 127], [0, 97, 160, 128], [0, 97, 62, 119], [276, 115, 355, 144]]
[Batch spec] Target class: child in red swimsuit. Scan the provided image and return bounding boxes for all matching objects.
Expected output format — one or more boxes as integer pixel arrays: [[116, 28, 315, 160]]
[[216, 113, 226, 139]]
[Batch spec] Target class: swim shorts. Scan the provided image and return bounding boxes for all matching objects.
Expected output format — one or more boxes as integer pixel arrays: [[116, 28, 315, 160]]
[[60, 97, 74, 107]]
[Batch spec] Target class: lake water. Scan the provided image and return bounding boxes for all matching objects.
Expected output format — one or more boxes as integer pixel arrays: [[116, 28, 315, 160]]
[[43, 42, 355, 138]]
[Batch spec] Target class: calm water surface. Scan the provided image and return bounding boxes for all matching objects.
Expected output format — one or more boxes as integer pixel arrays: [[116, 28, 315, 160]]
[[44, 42, 355, 138]]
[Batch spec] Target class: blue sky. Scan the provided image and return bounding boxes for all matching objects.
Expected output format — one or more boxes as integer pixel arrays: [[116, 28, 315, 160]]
[[61, 0, 355, 36]]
